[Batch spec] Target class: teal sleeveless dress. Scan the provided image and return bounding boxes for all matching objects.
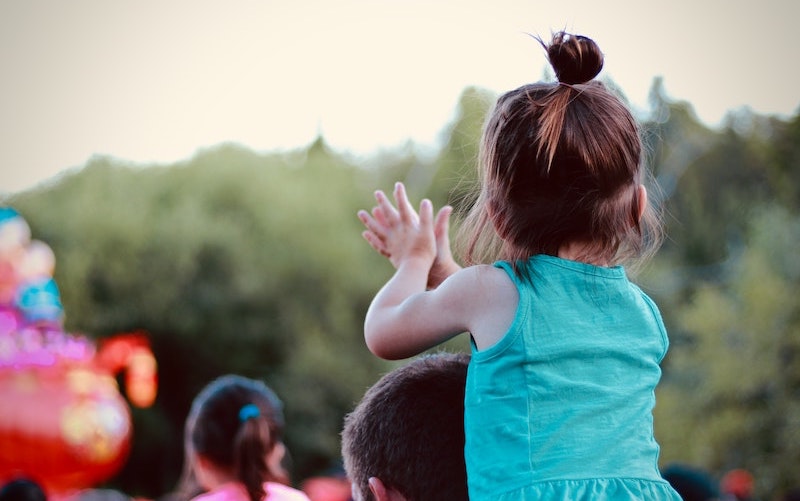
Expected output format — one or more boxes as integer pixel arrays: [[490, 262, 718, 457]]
[[465, 255, 681, 500]]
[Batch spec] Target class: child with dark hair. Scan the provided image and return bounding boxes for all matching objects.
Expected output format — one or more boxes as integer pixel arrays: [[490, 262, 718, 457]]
[[358, 31, 681, 500], [0, 478, 46, 501], [342, 352, 469, 501], [661, 463, 720, 501], [177, 375, 309, 501]]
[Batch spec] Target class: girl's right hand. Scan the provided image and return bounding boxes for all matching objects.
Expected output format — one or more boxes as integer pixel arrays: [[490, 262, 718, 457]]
[[426, 203, 461, 289]]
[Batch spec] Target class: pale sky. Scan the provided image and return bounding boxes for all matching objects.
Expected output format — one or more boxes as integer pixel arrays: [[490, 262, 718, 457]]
[[1, 0, 797, 194]]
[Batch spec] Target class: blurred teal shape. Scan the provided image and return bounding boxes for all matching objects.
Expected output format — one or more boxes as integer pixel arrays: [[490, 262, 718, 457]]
[[15, 277, 63, 323]]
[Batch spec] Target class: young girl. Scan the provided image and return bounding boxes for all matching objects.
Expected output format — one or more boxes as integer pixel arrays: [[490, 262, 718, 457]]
[[176, 374, 310, 501], [357, 32, 682, 500]]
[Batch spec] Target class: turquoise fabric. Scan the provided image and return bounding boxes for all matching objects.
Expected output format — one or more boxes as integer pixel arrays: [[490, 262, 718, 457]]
[[465, 255, 681, 500]]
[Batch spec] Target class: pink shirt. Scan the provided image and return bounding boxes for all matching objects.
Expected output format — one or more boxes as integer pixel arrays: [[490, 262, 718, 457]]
[[192, 482, 311, 501]]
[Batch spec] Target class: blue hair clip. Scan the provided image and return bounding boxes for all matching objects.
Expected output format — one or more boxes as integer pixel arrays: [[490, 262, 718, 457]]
[[238, 403, 261, 422]]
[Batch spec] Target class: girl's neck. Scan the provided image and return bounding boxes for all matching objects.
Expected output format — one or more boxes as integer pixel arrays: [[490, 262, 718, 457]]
[[557, 241, 610, 267], [195, 455, 237, 490]]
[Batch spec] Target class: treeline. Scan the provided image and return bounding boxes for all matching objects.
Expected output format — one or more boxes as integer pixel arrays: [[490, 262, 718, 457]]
[[4, 81, 799, 498]]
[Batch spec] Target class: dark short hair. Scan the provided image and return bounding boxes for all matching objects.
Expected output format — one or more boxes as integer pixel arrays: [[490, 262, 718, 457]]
[[661, 463, 719, 501], [0, 478, 46, 501], [342, 352, 469, 501]]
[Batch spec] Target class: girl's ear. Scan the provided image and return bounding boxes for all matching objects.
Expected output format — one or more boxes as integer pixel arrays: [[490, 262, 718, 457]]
[[267, 442, 286, 471], [267, 441, 289, 483], [636, 185, 648, 221], [194, 453, 216, 490]]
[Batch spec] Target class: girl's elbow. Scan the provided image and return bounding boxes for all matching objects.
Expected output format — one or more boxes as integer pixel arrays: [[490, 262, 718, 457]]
[[368, 344, 403, 360], [364, 324, 406, 360], [364, 331, 400, 360]]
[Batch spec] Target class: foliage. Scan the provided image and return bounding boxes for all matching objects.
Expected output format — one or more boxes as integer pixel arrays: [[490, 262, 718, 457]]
[[654, 205, 800, 496], [642, 92, 800, 497]]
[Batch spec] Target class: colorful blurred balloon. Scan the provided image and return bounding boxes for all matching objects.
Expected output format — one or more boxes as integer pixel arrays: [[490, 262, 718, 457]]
[[0, 364, 131, 494], [0, 208, 157, 498], [15, 277, 63, 325], [18, 240, 56, 282], [0, 212, 28, 305]]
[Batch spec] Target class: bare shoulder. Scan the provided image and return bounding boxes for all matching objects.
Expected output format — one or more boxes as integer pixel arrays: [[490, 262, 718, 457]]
[[439, 265, 518, 350], [448, 264, 516, 293]]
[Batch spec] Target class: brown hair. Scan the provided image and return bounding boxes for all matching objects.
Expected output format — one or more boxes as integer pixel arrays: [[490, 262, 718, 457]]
[[184, 375, 289, 501], [341, 352, 470, 501], [457, 31, 662, 269]]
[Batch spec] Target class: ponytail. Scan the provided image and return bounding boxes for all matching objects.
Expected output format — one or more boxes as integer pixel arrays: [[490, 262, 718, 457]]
[[534, 31, 605, 175], [235, 408, 270, 501]]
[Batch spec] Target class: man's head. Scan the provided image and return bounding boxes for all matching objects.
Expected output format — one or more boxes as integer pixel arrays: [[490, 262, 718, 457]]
[[341, 352, 469, 501]]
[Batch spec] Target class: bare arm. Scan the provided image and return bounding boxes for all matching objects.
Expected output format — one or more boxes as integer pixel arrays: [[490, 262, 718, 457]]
[[365, 263, 518, 359], [361, 185, 444, 358], [359, 183, 517, 359]]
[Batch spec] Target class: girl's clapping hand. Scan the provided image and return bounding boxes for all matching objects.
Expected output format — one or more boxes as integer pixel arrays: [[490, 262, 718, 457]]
[[358, 182, 459, 287]]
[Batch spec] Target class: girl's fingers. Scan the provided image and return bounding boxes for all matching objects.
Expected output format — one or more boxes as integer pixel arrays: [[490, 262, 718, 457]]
[[394, 182, 418, 225], [358, 209, 385, 239], [371, 206, 389, 229], [362, 231, 390, 257], [434, 206, 453, 259], [434, 205, 452, 239], [365, 182, 430, 241], [418, 199, 434, 231], [374, 190, 399, 224]]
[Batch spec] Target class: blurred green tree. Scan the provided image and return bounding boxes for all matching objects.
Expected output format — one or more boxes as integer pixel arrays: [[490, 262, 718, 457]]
[[654, 204, 800, 496]]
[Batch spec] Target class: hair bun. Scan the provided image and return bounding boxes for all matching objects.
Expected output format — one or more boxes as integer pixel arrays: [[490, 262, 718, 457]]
[[546, 32, 604, 85]]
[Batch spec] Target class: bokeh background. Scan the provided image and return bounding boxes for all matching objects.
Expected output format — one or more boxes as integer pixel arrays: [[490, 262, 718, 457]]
[[1, 1, 798, 500]]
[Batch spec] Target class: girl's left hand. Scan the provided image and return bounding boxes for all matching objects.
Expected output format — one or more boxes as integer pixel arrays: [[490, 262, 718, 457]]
[[356, 182, 433, 268], [358, 182, 460, 287]]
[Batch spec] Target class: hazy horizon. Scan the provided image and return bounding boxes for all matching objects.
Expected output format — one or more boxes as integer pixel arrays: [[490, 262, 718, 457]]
[[1, 0, 797, 194]]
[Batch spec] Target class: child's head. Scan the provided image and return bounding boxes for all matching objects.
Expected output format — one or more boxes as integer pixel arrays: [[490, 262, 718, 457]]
[[342, 352, 470, 501], [186, 374, 289, 501], [0, 478, 46, 501], [460, 31, 662, 266]]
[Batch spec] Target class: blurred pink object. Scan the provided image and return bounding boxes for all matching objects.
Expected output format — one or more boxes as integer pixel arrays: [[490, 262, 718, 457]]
[[0, 207, 157, 497]]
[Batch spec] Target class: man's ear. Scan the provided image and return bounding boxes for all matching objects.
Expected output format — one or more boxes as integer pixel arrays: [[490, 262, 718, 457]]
[[368, 477, 407, 501]]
